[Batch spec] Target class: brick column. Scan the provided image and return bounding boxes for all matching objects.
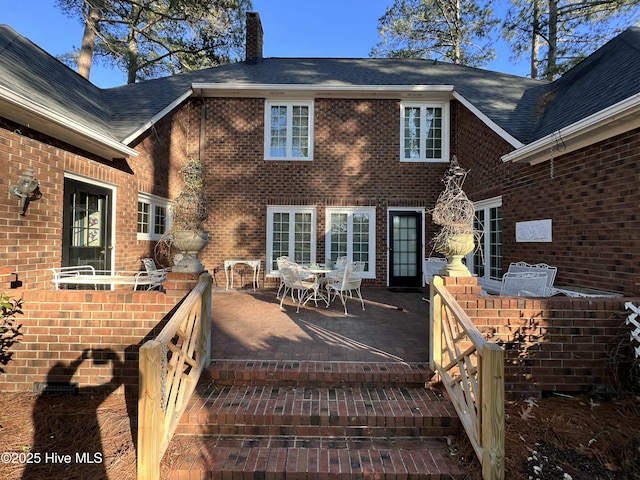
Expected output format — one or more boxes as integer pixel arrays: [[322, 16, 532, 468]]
[[164, 271, 204, 299], [437, 275, 483, 312]]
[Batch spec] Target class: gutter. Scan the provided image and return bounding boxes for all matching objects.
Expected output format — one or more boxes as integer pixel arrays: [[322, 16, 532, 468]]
[[0, 85, 138, 158], [190, 83, 456, 99]]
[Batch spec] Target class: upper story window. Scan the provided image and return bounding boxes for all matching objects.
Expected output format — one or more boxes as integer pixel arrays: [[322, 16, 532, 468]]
[[137, 193, 172, 241], [265, 100, 313, 160], [400, 102, 450, 162]]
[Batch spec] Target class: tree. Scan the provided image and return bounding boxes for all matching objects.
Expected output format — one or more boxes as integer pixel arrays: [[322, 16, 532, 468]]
[[370, 0, 501, 67], [502, 0, 640, 80], [56, 0, 252, 84]]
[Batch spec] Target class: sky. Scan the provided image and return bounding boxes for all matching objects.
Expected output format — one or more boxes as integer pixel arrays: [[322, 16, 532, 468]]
[[2, 0, 529, 88]]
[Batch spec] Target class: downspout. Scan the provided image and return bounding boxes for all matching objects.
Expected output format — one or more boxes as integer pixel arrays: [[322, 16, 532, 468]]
[[198, 92, 206, 162]]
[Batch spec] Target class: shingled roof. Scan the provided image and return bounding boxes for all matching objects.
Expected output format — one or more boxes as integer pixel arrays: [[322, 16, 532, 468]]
[[1, 23, 640, 159]]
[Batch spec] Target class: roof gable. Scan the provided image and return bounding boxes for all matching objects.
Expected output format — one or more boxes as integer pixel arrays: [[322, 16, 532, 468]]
[[0, 25, 136, 158]]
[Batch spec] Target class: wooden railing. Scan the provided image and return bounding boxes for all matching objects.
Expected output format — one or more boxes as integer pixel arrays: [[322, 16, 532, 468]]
[[137, 272, 212, 480], [430, 276, 505, 480]]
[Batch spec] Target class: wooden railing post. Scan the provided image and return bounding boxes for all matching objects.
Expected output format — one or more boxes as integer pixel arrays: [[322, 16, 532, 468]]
[[137, 339, 165, 480], [481, 343, 505, 480], [199, 273, 212, 363], [430, 275, 444, 372]]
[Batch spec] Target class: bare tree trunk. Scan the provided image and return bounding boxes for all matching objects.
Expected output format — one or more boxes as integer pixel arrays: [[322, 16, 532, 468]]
[[546, 0, 558, 80], [77, 4, 99, 80], [126, 21, 138, 84], [530, 0, 541, 79], [453, 0, 461, 63]]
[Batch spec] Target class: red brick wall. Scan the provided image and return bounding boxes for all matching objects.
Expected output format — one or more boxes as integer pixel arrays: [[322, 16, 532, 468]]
[[459, 109, 640, 296], [499, 128, 640, 295], [194, 97, 498, 286], [440, 277, 638, 397], [0, 109, 185, 289], [0, 288, 176, 392]]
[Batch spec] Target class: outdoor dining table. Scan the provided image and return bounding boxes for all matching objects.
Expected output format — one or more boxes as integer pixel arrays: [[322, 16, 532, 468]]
[[224, 259, 260, 291]]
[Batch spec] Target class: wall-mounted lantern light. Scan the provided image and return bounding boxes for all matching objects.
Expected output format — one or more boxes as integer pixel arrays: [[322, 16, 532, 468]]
[[8, 168, 42, 216]]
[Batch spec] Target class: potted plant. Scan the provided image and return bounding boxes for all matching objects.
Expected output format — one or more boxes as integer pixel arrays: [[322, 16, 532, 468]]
[[431, 157, 476, 277], [157, 158, 209, 272]]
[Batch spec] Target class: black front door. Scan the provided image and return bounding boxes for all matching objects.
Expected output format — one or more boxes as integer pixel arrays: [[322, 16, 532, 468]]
[[62, 178, 112, 270], [389, 211, 422, 287]]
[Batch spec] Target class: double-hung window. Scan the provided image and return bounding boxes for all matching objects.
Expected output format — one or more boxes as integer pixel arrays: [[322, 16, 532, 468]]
[[267, 206, 316, 273], [400, 102, 449, 162], [468, 197, 502, 292], [265, 100, 313, 160], [137, 193, 171, 240], [325, 207, 376, 278]]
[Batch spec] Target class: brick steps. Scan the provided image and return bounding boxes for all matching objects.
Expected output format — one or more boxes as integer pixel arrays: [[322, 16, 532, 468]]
[[165, 436, 464, 479], [165, 361, 466, 479], [205, 360, 433, 388]]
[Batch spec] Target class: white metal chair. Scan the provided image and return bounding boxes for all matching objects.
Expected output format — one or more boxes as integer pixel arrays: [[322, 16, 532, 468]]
[[326, 261, 365, 314], [500, 271, 549, 297], [424, 257, 447, 286], [141, 258, 169, 290], [278, 263, 321, 313], [507, 262, 557, 289], [323, 256, 349, 286], [276, 256, 294, 299]]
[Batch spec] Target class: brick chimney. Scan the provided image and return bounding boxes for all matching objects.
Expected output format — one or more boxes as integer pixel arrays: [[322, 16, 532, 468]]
[[245, 12, 263, 64]]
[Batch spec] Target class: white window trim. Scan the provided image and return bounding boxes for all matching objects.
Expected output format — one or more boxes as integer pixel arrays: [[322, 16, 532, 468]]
[[325, 207, 376, 279], [467, 196, 502, 294], [264, 100, 314, 160], [266, 206, 317, 275], [400, 101, 450, 163], [137, 193, 172, 241]]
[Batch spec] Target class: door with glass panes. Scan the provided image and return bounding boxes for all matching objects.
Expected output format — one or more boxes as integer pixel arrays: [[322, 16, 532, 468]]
[[62, 178, 112, 271], [388, 210, 423, 287]]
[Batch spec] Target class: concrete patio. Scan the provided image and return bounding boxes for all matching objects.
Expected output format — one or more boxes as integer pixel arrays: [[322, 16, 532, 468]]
[[210, 286, 431, 364]]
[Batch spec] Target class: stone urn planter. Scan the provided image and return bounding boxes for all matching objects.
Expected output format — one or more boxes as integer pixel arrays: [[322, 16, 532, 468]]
[[172, 230, 209, 273], [434, 232, 475, 277], [431, 157, 476, 277], [155, 158, 210, 272]]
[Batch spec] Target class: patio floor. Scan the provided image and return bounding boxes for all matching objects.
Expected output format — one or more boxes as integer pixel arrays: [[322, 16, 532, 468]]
[[210, 286, 431, 364]]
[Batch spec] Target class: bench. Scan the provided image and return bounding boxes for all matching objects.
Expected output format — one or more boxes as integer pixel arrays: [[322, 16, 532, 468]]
[[50, 265, 158, 291]]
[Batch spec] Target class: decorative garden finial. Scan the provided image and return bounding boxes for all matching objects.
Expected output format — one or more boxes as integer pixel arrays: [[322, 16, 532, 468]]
[[431, 156, 476, 276], [156, 158, 210, 272]]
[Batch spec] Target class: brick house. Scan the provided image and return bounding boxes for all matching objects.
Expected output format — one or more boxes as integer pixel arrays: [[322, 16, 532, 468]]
[[2, 15, 639, 295], [0, 15, 639, 392]]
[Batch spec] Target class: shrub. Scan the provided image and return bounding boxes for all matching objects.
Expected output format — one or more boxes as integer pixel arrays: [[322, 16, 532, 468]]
[[0, 293, 23, 372]]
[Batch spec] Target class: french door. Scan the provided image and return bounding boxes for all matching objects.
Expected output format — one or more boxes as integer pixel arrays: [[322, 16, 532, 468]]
[[62, 178, 113, 271], [388, 210, 423, 287]]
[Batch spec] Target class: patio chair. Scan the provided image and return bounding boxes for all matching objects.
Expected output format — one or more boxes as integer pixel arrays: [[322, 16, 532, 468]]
[[276, 256, 293, 299], [424, 257, 447, 286], [279, 263, 321, 313], [500, 271, 549, 297], [507, 261, 557, 291], [322, 256, 349, 286], [326, 261, 365, 314], [141, 258, 169, 290]]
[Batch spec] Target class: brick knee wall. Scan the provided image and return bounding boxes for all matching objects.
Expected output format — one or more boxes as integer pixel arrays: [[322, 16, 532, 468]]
[[438, 277, 638, 397], [0, 288, 179, 392]]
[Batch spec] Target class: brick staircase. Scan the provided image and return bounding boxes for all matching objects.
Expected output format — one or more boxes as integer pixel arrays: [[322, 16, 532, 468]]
[[163, 360, 466, 479]]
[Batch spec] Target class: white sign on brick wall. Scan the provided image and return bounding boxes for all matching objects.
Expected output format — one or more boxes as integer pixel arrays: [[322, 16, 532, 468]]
[[516, 219, 552, 242]]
